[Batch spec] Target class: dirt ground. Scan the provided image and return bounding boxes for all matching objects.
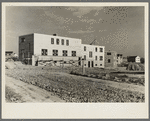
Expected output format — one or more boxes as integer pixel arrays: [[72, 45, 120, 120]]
[[5, 63, 145, 103], [5, 76, 65, 103], [58, 72, 145, 94]]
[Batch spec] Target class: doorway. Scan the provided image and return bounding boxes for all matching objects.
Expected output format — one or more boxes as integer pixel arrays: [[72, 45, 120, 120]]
[[78, 57, 81, 66], [88, 61, 90, 67], [91, 61, 94, 67]]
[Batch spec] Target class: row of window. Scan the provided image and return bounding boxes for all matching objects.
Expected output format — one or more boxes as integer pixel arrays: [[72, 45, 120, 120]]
[[42, 49, 76, 56], [84, 64, 103, 66], [84, 46, 103, 52], [83, 55, 103, 61], [51, 38, 69, 46]]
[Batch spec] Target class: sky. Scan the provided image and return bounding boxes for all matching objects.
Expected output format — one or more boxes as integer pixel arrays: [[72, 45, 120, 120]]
[[5, 6, 144, 57]]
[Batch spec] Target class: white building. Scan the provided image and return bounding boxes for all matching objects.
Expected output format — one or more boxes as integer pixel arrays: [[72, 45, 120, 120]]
[[19, 33, 105, 68], [135, 56, 141, 63], [81, 44, 105, 68]]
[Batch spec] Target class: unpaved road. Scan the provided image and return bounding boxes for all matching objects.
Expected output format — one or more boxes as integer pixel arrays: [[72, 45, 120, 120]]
[[5, 76, 65, 103]]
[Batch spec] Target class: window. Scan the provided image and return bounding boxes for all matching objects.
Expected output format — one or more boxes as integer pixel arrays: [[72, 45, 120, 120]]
[[107, 52, 111, 55], [84, 55, 86, 60], [95, 47, 97, 52], [61, 39, 64, 45], [100, 48, 103, 52], [56, 39, 59, 45], [100, 64, 102, 66], [21, 38, 25, 43], [95, 64, 97, 66], [100, 56, 103, 61], [66, 40, 69, 46], [84, 64, 86, 66], [108, 59, 111, 63], [89, 51, 92, 58], [51, 38, 54, 44], [53, 50, 58, 56], [63, 50, 68, 56], [72, 51, 76, 57], [84, 46, 86, 51], [95, 56, 97, 60], [42, 49, 48, 55]]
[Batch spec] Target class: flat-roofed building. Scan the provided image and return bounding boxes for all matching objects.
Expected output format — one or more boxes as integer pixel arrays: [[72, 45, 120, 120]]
[[19, 33, 105, 67], [81, 44, 105, 68], [105, 50, 117, 68]]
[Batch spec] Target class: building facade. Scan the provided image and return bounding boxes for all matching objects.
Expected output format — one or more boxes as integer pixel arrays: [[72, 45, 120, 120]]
[[19, 33, 105, 68], [105, 51, 117, 68], [81, 44, 105, 68]]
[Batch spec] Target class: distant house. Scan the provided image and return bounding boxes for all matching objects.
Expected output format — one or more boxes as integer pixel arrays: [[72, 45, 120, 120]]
[[127, 56, 141, 63], [5, 51, 13, 56], [116, 54, 123, 64], [105, 50, 117, 68]]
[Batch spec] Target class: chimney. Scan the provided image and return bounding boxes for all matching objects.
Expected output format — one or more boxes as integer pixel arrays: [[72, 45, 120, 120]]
[[53, 34, 57, 36]]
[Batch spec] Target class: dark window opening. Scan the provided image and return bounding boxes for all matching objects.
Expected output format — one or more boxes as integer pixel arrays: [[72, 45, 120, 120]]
[[63, 50, 68, 56], [108, 59, 111, 63], [95, 64, 97, 66], [84, 46, 86, 51], [72, 51, 76, 57], [84, 55, 86, 60], [95, 56, 97, 60], [56, 39, 59, 45], [89, 51, 92, 58], [42, 49, 48, 56], [51, 38, 54, 44], [100, 64, 102, 66], [100, 56, 103, 61], [100, 48, 103, 52], [95, 47, 97, 52], [53, 50, 58, 56], [107, 52, 111, 55], [61, 39, 64, 45], [66, 40, 69, 46], [21, 38, 25, 43]]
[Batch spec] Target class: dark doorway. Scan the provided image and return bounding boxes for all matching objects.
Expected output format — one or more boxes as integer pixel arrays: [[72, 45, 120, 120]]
[[88, 61, 90, 67], [91, 61, 94, 67], [78, 57, 81, 66]]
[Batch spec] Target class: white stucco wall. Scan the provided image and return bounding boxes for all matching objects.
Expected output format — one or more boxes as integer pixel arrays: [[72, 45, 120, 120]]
[[135, 56, 141, 63], [81, 44, 105, 68], [33, 33, 82, 60]]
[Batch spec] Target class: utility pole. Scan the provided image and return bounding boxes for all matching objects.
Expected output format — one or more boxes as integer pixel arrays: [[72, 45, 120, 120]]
[[82, 58, 85, 75], [28, 52, 30, 65]]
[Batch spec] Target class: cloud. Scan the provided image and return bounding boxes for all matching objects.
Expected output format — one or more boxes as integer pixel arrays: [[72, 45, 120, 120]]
[[80, 18, 96, 25], [65, 7, 104, 18], [68, 30, 94, 34], [99, 29, 107, 32], [44, 11, 65, 24]]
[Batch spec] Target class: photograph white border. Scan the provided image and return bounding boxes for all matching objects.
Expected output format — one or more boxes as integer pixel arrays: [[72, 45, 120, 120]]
[[2, 2, 149, 119]]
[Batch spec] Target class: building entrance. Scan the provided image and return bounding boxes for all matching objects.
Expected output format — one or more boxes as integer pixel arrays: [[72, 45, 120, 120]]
[[88, 61, 90, 67], [91, 61, 94, 67]]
